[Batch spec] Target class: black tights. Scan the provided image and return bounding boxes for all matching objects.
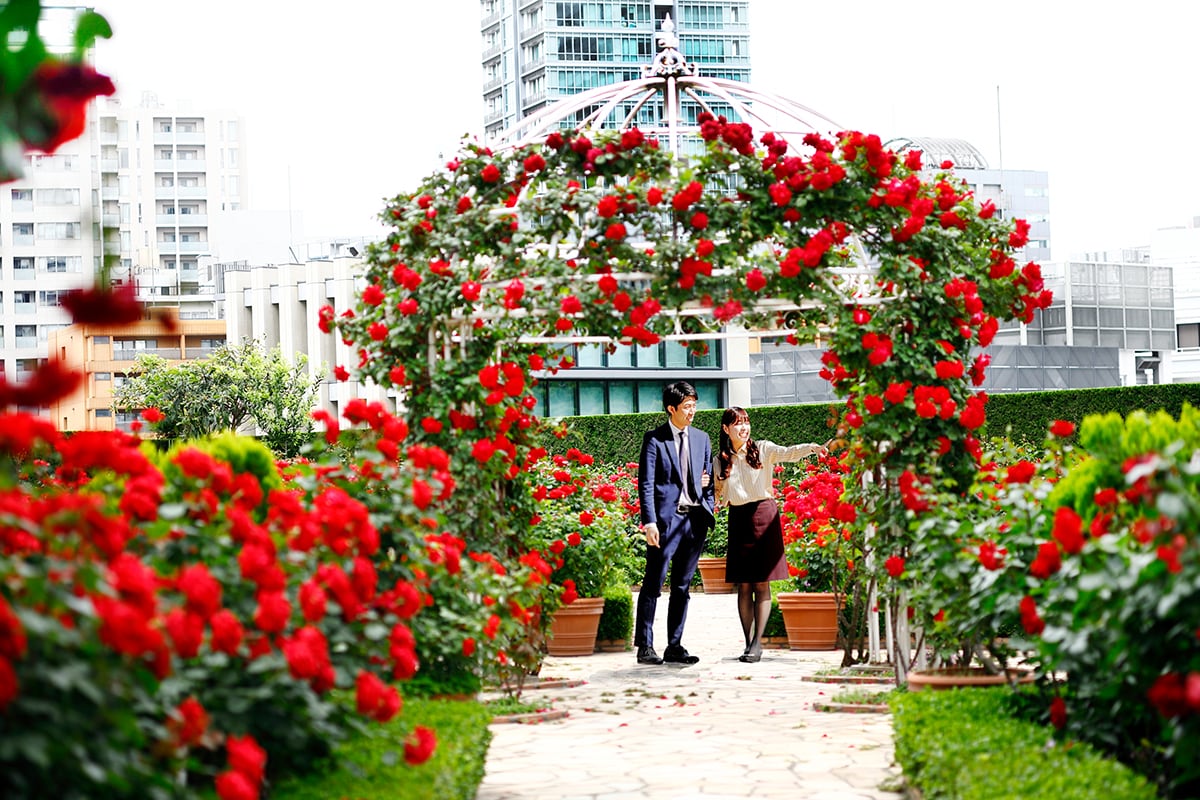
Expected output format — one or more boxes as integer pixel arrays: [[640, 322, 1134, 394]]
[[737, 581, 771, 655]]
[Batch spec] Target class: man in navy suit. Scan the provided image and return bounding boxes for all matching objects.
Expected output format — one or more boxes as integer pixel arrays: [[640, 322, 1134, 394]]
[[634, 381, 716, 665]]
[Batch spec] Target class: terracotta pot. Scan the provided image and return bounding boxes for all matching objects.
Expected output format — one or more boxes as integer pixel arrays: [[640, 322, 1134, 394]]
[[777, 592, 838, 650], [545, 596, 606, 656], [906, 666, 1035, 692], [696, 556, 736, 594]]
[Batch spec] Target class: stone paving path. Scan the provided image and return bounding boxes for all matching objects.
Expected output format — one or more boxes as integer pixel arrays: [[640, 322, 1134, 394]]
[[476, 592, 905, 800]]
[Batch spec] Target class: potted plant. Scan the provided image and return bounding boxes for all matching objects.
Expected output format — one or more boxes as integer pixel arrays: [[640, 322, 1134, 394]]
[[696, 511, 735, 593], [529, 452, 631, 656], [776, 457, 857, 650]]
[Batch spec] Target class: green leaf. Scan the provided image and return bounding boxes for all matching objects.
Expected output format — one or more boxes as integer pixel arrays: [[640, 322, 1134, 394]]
[[72, 11, 112, 55]]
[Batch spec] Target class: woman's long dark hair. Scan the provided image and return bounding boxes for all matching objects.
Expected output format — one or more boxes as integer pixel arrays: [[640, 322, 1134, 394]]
[[717, 406, 761, 480]]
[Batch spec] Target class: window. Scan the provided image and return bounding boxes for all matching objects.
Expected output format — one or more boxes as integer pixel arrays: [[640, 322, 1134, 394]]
[[38, 290, 63, 306], [37, 222, 81, 240], [12, 223, 34, 243], [41, 256, 81, 273], [35, 188, 79, 205], [95, 372, 112, 381], [1179, 323, 1200, 350], [10, 189, 32, 209], [95, 408, 113, 418], [13, 256, 33, 272]]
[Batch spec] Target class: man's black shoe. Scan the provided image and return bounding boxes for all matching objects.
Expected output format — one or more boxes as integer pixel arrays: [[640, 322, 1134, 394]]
[[662, 647, 700, 664], [636, 646, 663, 665]]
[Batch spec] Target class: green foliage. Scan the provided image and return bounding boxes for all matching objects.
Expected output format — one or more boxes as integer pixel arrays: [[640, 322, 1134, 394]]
[[703, 510, 728, 557], [984, 383, 1200, 447], [891, 689, 1157, 800], [115, 339, 320, 458], [543, 405, 834, 467], [268, 697, 492, 800], [596, 586, 633, 642]]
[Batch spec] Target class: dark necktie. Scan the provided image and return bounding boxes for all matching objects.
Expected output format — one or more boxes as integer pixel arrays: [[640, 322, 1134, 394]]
[[679, 430, 695, 503]]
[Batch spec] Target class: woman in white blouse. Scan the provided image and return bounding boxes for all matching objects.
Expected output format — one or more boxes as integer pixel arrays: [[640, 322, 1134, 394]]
[[713, 407, 826, 663]]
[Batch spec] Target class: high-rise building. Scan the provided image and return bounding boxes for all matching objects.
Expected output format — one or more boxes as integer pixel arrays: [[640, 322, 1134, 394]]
[[482, 0, 751, 140], [97, 93, 248, 320], [1, 92, 245, 396]]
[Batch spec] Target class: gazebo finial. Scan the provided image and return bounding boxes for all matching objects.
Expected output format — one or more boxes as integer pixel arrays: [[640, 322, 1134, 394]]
[[642, 13, 697, 78]]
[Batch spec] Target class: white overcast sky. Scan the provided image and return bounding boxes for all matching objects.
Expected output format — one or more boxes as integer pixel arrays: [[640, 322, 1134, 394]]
[[91, 0, 1200, 259]]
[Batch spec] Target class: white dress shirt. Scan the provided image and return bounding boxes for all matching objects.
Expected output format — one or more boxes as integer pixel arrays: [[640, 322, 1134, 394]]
[[714, 440, 822, 508]]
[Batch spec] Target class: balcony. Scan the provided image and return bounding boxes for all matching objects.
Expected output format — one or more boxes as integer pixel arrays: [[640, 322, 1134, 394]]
[[100, 158, 119, 172], [101, 186, 119, 200], [174, 131, 205, 145], [14, 336, 37, 350], [520, 56, 545, 75], [179, 267, 201, 283], [177, 241, 209, 254], [481, 11, 500, 29], [483, 76, 503, 93], [112, 347, 182, 361], [175, 186, 207, 199], [154, 159, 176, 171], [102, 213, 120, 227], [175, 159, 207, 172], [156, 213, 209, 227], [14, 302, 36, 315], [519, 22, 544, 42], [13, 268, 35, 281]]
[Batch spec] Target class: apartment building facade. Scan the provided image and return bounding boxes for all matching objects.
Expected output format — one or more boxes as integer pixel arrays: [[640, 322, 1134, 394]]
[[1, 93, 245, 401]]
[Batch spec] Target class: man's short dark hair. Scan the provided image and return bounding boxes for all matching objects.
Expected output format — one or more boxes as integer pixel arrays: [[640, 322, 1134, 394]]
[[662, 381, 697, 413]]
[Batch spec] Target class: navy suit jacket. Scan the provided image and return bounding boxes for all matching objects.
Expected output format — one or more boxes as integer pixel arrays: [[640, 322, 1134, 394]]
[[638, 423, 716, 532]]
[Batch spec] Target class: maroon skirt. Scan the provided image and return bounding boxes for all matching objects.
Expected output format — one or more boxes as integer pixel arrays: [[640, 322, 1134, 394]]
[[725, 498, 788, 583]]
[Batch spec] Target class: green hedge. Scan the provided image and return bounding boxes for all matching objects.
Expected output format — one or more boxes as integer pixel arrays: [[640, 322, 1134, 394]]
[[891, 689, 1156, 800], [269, 697, 493, 800], [597, 586, 634, 643], [541, 404, 834, 465], [536, 384, 1200, 462], [985, 383, 1200, 445]]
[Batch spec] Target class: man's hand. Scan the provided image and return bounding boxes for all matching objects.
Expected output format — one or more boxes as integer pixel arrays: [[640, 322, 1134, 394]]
[[642, 522, 660, 548]]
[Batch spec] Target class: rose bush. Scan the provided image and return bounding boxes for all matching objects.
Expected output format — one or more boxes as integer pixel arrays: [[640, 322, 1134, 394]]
[[1020, 406, 1200, 797], [526, 449, 638, 603], [779, 455, 857, 595], [0, 421, 439, 799]]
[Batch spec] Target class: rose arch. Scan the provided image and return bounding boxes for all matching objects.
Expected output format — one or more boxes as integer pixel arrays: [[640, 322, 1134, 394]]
[[329, 30, 1051, 676]]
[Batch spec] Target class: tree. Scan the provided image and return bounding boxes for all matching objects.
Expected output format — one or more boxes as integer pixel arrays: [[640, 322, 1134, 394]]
[[115, 339, 321, 457]]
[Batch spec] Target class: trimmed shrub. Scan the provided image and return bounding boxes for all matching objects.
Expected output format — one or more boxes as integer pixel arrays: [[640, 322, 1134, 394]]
[[269, 697, 493, 800], [597, 586, 633, 643], [891, 689, 1157, 800]]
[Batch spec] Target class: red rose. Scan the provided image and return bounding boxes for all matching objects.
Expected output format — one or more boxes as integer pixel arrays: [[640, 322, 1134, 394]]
[[226, 733, 267, 784], [1049, 419, 1075, 437], [215, 770, 258, 800], [605, 222, 627, 240], [480, 163, 502, 183], [28, 61, 116, 153], [209, 609, 244, 655], [690, 211, 709, 229], [1004, 461, 1037, 485], [169, 697, 209, 748], [1051, 506, 1084, 554], [404, 726, 438, 765], [884, 555, 905, 578], [935, 360, 964, 380]]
